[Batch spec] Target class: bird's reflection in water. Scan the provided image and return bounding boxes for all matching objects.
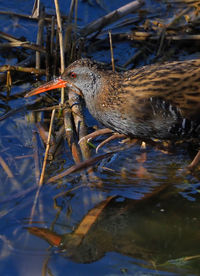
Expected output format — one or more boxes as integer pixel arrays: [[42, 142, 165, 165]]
[[27, 186, 200, 273]]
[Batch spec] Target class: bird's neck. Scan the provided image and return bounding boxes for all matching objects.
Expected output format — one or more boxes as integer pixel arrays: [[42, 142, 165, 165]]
[[84, 71, 122, 121], [83, 72, 104, 117]]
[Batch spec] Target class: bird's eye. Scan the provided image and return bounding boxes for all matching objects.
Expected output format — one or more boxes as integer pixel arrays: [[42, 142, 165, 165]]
[[70, 72, 77, 78]]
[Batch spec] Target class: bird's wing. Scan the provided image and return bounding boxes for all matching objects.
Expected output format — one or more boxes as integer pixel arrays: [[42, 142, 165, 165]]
[[123, 59, 200, 122]]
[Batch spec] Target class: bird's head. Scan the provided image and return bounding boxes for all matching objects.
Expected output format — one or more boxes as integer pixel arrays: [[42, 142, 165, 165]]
[[25, 59, 103, 101]]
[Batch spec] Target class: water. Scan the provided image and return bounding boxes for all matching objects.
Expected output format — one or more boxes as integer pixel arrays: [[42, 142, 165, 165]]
[[0, 0, 200, 275]]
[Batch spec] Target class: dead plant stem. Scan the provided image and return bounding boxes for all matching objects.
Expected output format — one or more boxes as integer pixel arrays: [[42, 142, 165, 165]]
[[54, 0, 65, 105], [109, 31, 115, 72], [39, 108, 56, 186], [36, 7, 45, 69]]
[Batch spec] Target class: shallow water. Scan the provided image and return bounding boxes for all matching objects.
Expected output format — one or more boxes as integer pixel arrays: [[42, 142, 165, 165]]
[[1, 1, 200, 275]]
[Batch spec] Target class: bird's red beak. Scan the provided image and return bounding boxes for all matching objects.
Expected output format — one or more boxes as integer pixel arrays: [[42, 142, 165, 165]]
[[25, 77, 67, 97]]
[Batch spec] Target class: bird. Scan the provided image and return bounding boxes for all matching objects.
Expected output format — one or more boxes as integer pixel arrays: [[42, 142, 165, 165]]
[[25, 58, 200, 167]]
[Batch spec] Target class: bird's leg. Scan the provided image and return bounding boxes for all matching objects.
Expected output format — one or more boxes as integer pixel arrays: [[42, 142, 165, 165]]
[[187, 150, 200, 170], [78, 128, 114, 144], [96, 133, 126, 153], [135, 141, 152, 179]]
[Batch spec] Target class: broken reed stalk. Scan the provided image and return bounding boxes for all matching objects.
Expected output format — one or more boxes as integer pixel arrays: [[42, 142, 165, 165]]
[[69, 0, 78, 62], [54, 0, 65, 105], [74, 0, 78, 38], [32, 130, 40, 184], [0, 98, 43, 121], [31, 0, 40, 18], [68, 92, 90, 159], [36, 7, 45, 69], [36, 122, 55, 147], [42, 256, 51, 276], [0, 155, 20, 188], [48, 125, 65, 159], [6, 70, 12, 95], [156, 29, 166, 57], [150, 34, 200, 41], [29, 109, 56, 224], [39, 108, 56, 186], [50, 16, 55, 55], [54, 184, 83, 204], [0, 65, 45, 74], [68, 0, 76, 23], [0, 10, 39, 20], [0, 31, 46, 52], [68, 92, 100, 182], [0, 31, 25, 42], [123, 49, 143, 67], [63, 106, 82, 164], [108, 31, 115, 72], [46, 152, 113, 183], [31, 105, 60, 112], [63, 106, 89, 183], [0, 42, 45, 52], [187, 150, 200, 170], [45, 26, 51, 81], [63, 0, 74, 54], [166, 6, 191, 28], [116, 31, 200, 43], [18, 158, 33, 178], [80, 0, 144, 36], [0, 9, 68, 23], [53, 30, 59, 76], [0, 54, 37, 84]]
